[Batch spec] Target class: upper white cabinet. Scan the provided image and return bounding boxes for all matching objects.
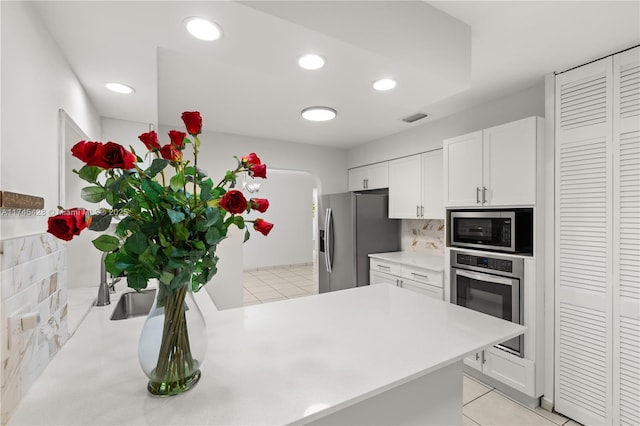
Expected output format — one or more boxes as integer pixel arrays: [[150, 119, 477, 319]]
[[421, 150, 444, 219], [388, 150, 444, 219], [444, 117, 542, 207], [347, 162, 389, 191]]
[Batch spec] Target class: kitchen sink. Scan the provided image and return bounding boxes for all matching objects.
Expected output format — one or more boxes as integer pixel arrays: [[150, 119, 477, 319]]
[[110, 289, 156, 320]]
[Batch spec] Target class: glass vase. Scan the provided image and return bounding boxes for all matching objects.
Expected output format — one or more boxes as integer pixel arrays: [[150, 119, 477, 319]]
[[138, 281, 207, 396]]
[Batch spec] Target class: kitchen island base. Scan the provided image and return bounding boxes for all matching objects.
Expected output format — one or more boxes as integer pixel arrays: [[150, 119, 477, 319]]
[[306, 361, 462, 425]]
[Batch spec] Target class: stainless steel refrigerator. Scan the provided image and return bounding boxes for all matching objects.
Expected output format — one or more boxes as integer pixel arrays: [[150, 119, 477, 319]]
[[319, 191, 400, 293]]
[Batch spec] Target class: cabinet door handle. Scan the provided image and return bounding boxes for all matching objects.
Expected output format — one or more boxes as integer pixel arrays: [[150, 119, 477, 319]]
[[411, 272, 429, 280], [482, 187, 487, 204], [376, 264, 391, 270], [476, 187, 481, 204], [420, 205, 424, 217], [475, 353, 480, 361], [416, 205, 420, 217], [482, 352, 486, 364], [397, 279, 403, 288]]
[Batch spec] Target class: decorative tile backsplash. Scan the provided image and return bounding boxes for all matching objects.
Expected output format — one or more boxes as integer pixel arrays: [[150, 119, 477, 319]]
[[400, 219, 445, 255], [1, 233, 68, 425]]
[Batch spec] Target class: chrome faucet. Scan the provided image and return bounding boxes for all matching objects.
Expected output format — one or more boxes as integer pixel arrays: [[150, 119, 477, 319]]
[[96, 251, 120, 306]]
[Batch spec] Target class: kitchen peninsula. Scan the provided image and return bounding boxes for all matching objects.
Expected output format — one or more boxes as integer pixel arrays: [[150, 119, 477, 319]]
[[9, 284, 524, 425]]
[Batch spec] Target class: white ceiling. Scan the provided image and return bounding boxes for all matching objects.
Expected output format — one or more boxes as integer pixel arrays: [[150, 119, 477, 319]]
[[33, 1, 640, 148]]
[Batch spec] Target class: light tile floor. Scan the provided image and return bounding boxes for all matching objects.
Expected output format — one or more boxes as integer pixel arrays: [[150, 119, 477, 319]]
[[242, 262, 318, 305], [242, 263, 581, 426]]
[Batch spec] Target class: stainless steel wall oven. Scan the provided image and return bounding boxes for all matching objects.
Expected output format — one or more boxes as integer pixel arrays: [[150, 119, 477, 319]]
[[450, 249, 524, 357]]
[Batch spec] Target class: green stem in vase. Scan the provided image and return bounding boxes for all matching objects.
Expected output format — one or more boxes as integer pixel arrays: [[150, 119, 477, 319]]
[[148, 285, 200, 396]]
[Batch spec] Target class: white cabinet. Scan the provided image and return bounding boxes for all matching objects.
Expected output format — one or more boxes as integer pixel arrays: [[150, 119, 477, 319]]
[[370, 257, 443, 300], [348, 162, 389, 191], [388, 150, 444, 219], [444, 117, 541, 208], [465, 348, 536, 397]]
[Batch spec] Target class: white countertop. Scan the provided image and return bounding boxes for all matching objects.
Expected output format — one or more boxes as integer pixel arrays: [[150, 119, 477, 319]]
[[10, 284, 524, 425], [369, 251, 445, 272]]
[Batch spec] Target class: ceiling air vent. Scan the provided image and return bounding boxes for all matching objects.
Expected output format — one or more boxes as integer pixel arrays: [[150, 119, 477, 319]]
[[402, 112, 428, 123]]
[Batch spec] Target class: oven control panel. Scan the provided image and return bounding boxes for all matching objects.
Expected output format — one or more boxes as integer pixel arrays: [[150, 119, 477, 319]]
[[455, 253, 513, 273]]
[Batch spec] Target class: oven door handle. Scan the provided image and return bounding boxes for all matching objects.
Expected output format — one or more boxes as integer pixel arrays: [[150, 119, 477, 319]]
[[455, 270, 514, 286]]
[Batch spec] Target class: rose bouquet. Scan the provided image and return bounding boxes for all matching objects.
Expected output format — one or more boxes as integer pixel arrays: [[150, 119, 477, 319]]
[[47, 111, 273, 395]]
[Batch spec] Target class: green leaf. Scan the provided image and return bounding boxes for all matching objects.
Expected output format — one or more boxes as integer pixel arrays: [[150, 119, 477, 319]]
[[141, 179, 163, 202], [204, 206, 222, 226], [104, 251, 125, 277], [233, 215, 245, 229], [159, 271, 174, 285], [105, 190, 119, 206], [169, 173, 186, 192], [124, 232, 147, 255], [81, 186, 106, 203], [126, 273, 147, 291], [199, 178, 214, 202], [77, 165, 102, 184], [244, 228, 251, 243], [174, 222, 190, 241], [145, 159, 169, 177], [205, 227, 226, 246], [88, 213, 113, 232], [92, 234, 120, 252], [166, 208, 185, 224]]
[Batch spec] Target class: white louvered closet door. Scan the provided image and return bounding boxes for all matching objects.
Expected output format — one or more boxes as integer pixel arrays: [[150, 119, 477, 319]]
[[555, 56, 614, 426], [613, 47, 640, 426], [555, 46, 640, 426]]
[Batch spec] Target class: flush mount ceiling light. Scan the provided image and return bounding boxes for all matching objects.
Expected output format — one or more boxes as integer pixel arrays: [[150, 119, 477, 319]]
[[301, 106, 337, 122], [105, 82, 135, 94], [185, 17, 222, 41], [298, 54, 326, 70], [373, 78, 397, 91]]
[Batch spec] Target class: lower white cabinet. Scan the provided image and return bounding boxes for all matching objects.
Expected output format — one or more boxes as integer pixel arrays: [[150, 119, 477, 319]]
[[370, 258, 443, 300], [465, 347, 536, 397]]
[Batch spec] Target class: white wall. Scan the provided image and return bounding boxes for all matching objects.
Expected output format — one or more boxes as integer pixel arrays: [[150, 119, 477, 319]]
[[0, 1, 101, 240], [347, 83, 545, 168], [158, 126, 347, 196], [243, 169, 316, 269], [0, 2, 101, 423]]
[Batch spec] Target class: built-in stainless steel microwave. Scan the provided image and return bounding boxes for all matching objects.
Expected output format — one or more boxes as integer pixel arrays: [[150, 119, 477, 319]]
[[449, 209, 533, 254]]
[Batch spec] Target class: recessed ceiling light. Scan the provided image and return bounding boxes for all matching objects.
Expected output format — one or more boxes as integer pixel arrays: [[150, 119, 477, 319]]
[[185, 17, 222, 41], [373, 78, 397, 91], [301, 107, 337, 122], [105, 82, 135, 94], [298, 54, 326, 70]]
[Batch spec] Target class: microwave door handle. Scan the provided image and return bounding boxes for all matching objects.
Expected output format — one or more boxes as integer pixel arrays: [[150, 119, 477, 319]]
[[456, 269, 514, 286]]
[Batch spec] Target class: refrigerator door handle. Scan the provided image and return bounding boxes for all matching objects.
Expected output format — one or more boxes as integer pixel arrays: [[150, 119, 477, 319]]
[[325, 208, 333, 273]]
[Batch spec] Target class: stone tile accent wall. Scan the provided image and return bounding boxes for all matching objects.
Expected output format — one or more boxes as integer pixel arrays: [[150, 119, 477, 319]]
[[401, 219, 445, 256], [1, 233, 68, 425]]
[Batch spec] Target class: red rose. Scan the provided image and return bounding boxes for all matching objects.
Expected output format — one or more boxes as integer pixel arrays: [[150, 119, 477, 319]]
[[253, 218, 273, 236], [168, 130, 187, 149], [47, 208, 88, 241], [71, 140, 101, 164], [160, 144, 182, 161], [138, 131, 160, 151], [250, 163, 267, 179], [181, 111, 202, 135], [93, 142, 137, 170], [250, 198, 269, 213], [220, 190, 248, 214], [241, 153, 261, 166]]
